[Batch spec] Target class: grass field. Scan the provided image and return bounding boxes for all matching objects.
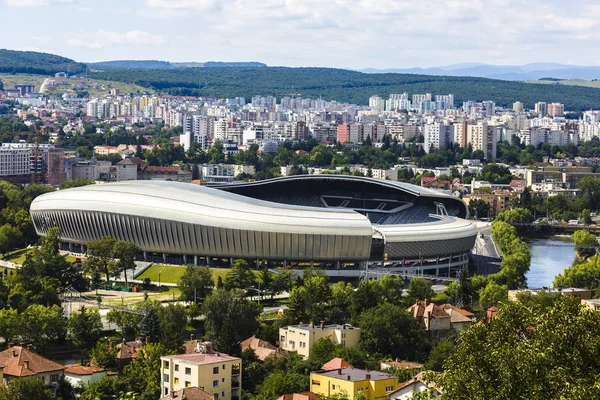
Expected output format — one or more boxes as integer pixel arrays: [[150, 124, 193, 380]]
[[532, 79, 600, 90], [0, 73, 154, 96], [5, 248, 33, 264], [137, 264, 260, 285]]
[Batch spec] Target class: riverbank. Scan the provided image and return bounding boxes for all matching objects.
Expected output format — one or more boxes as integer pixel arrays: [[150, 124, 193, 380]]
[[526, 237, 576, 288]]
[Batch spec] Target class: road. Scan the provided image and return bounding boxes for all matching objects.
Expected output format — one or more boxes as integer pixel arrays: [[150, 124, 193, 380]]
[[40, 78, 50, 93], [472, 221, 502, 275]]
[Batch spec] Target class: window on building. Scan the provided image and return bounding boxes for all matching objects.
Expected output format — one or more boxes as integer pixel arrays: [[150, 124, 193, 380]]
[[222, 392, 225, 397], [332, 385, 336, 390], [50, 374, 58, 382], [174, 378, 179, 384], [164, 374, 169, 383], [213, 366, 219, 374], [165, 388, 169, 396], [185, 367, 191, 375], [357, 388, 363, 393], [222, 364, 225, 370], [213, 380, 219, 388], [222, 377, 225, 383], [185, 381, 191, 388], [386, 386, 394, 392], [164, 361, 169, 369], [174, 364, 179, 372]]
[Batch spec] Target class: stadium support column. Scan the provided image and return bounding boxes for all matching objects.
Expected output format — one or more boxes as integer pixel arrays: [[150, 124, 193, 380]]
[[143, 251, 148, 261], [230, 257, 234, 267], [163, 253, 167, 263], [183, 255, 188, 264], [194, 255, 198, 266], [68, 243, 73, 252], [81, 244, 87, 253]]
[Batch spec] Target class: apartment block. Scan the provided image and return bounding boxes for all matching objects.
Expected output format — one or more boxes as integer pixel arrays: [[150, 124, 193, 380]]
[[279, 323, 360, 359], [310, 368, 398, 400], [161, 342, 241, 400]]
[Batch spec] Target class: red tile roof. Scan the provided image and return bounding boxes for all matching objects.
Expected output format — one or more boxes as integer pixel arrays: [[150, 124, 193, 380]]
[[161, 387, 215, 400], [321, 358, 354, 371], [240, 336, 280, 361], [64, 365, 105, 376], [382, 360, 424, 369], [0, 346, 65, 377]]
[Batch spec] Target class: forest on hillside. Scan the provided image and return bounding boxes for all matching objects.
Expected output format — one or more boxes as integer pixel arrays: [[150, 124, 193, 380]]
[[0, 49, 86, 75], [89, 66, 600, 110]]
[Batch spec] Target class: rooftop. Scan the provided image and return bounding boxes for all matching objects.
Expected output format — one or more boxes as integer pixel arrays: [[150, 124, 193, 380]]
[[0, 346, 65, 377], [162, 352, 240, 366], [313, 368, 395, 382], [284, 323, 358, 331], [160, 387, 215, 400], [321, 358, 354, 371], [64, 365, 106, 376]]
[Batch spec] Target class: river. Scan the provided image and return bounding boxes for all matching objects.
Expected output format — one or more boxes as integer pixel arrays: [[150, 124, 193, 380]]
[[526, 237, 576, 288]]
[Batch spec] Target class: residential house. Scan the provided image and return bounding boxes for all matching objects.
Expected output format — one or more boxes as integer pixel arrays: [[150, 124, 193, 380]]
[[439, 304, 475, 331], [388, 371, 442, 399], [407, 301, 452, 342], [161, 387, 215, 400], [161, 342, 242, 400], [279, 323, 360, 359], [113, 338, 147, 371], [64, 365, 107, 387], [276, 392, 319, 400], [240, 336, 281, 361], [310, 368, 398, 400], [140, 166, 192, 183], [0, 346, 65, 395], [463, 191, 511, 218]]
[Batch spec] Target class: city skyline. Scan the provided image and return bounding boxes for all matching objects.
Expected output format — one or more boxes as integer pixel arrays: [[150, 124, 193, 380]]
[[1, 0, 600, 69]]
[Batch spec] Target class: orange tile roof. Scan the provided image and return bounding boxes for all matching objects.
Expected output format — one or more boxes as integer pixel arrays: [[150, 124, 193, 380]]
[[161, 387, 215, 400], [383, 360, 424, 369], [321, 358, 354, 371], [0, 346, 65, 377], [64, 365, 105, 376]]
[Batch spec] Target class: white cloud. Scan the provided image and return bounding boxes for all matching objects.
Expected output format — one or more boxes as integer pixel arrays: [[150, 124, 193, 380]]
[[6, 0, 76, 6], [146, 0, 219, 10], [66, 30, 167, 49]]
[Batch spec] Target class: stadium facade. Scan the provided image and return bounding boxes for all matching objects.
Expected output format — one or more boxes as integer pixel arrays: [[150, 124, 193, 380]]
[[30, 176, 477, 276]]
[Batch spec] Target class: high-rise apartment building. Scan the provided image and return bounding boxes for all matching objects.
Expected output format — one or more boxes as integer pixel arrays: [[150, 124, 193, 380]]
[[535, 102, 548, 116], [467, 122, 497, 159], [337, 123, 351, 144], [368, 95, 385, 111], [513, 102, 524, 113], [424, 123, 454, 153], [547, 103, 565, 118]]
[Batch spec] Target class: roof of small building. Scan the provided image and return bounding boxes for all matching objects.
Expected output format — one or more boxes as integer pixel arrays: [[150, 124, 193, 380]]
[[394, 371, 442, 394], [160, 387, 215, 400], [321, 358, 354, 371], [382, 360, 424, 369], [407, 300, 450, 320], [276, 392, 319, 400], [313, 368, 395, 382], [64, 365, 106, 376], [0, 346, 65, 377], [241, 336, 280, 361]]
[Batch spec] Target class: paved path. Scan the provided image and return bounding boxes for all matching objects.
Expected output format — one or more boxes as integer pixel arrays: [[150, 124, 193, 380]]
[[472, 221, 502, 275]]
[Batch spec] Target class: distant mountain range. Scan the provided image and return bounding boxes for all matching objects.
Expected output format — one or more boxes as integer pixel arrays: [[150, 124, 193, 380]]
[[87, 60, 267, 71], [360, 63, 600, 81]]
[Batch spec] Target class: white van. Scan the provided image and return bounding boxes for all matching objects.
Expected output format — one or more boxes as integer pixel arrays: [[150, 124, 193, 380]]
[[568, 220, 580, 226]]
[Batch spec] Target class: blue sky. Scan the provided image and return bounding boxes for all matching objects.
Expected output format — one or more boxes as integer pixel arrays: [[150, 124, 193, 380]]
[[0, 0, 599, 68]]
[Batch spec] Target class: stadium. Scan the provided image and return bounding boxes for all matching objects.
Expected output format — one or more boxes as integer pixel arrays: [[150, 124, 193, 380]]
[[30, 175, 477, 277]]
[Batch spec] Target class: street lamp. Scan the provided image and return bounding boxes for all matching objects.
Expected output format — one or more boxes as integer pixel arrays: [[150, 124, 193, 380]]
[[158, 271, 161, 288]]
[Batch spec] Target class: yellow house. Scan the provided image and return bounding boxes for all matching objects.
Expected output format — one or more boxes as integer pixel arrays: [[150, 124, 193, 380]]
[[160, 342, 241, 400], [279, 323, 361, 359], [310, 368, 398, 400]]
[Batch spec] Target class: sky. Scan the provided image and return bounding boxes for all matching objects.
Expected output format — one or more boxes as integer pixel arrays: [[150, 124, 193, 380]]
[[1, 0, 600, 69]]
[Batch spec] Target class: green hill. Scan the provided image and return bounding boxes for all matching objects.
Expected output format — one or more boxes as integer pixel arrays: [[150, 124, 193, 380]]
[[0, 49, 86, 75], [89, 67, 600, 111]]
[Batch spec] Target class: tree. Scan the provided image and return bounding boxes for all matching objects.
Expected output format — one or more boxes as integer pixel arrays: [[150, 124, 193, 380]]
[[572, 230, 597, 259], [138, 305, 161, 343], [85, 236, 118, 285], [425, 334, 456, 371], [407, 277, 435, 302], [224, 259, 255, 290], [350, 279, 383, 322], [68, 306, 103, 363], [120, 343, 171, 400], [21, 304, 66, 351], [358, 303, 428, 361], [329, 281, 354, 323], [113, 240, 140, 287], [578, 176, 600, 211], [468, 199, 491, 220], [59, 178, 95, 190], [90, 340, 119, 371], [478, 281, 508, 310], [203, 289, 262, 354], [289, 271, 331, 323], [437, 296, 600, 399], [0, 223, 20, 256], [0, 376, 53, 400], [178, 265, 214, 303], [157, 304, 188, 351], [254, 371, 308, 400]]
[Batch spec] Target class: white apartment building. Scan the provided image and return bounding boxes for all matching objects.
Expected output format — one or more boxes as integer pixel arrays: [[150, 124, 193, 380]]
[[199, 164, 235, 183], [0, 143, 51, 178], [368, 95, 385, 111], [423, 123, 454, 153], [467, 122, 497, 159], [279, 323, 361, 359], [161, 342, 241, 400]]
